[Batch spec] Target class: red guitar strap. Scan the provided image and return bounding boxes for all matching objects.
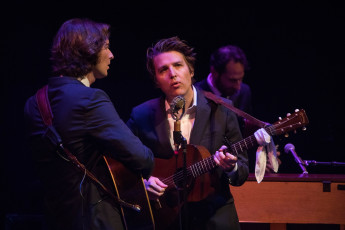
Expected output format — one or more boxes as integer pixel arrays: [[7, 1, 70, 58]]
[[35, 85, 140, 212], [36, 85, 53, 126]]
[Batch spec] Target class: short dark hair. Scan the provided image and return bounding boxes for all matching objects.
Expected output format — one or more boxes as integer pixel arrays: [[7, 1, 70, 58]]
[[210, 45, 249, 74], [50, 18, 110, 78], [146, 36, 196, 81]]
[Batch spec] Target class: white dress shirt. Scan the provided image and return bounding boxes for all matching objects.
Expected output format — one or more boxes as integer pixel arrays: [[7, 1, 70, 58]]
[[166, 86, 197, 149]]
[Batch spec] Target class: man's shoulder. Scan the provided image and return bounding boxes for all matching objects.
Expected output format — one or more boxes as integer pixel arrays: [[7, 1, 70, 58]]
[[129, 97, 163, 123], [133, 97, 161, 111], [240, 82, 251, 92], [194, 78, 210, 91]]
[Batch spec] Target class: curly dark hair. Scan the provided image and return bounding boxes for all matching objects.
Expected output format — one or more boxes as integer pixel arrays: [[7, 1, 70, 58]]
[[210, 45, 249, 74], [50, 18, 110, 78], [146, 36, 196, 81]]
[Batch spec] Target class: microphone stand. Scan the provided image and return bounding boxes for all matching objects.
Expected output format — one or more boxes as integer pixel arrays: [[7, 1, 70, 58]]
[[284, 144, 308, 174], [305, 160, 345, 167], [181, 135, 188, 230], [172, 113, 188, 230], [294, 155, 309, 174]]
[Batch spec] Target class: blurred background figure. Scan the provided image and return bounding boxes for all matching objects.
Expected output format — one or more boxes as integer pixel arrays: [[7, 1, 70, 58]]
[[195, 45, 252, 115]]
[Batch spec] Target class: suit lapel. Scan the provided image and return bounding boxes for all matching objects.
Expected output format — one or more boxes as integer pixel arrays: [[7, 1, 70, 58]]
[[153, 97, 174, 157], [190, 88, 211, 144]]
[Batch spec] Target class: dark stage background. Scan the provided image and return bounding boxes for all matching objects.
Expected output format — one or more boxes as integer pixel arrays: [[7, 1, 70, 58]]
[[1, 1, 345, 229]]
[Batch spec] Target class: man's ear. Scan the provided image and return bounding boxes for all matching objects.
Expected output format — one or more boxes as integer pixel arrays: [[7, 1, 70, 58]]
[[188, 65, 195, 78]]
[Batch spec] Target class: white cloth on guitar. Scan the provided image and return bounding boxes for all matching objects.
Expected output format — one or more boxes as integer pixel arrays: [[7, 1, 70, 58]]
[[254, 128, 279, 183]]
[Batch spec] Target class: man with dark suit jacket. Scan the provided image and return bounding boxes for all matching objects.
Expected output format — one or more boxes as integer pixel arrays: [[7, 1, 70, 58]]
[[24, 18, 154, 230], [127, 37, 270, 230], [194, 45, 252, 115]]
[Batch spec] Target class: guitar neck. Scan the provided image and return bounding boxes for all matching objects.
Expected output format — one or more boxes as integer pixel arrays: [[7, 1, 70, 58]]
[[190, 126, 278, 178], [188, 136, 255, 178], [229, 125, 277, 154]]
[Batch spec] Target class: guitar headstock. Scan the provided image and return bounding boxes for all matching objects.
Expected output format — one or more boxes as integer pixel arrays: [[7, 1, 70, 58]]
[[270, 109, 309, 136]]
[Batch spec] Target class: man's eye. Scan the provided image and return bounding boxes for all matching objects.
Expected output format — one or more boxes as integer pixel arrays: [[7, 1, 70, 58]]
[[159, 68, 167, 73]]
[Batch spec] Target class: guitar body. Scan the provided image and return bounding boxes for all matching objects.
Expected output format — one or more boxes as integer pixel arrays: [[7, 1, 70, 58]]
[[103, 156, 155, 230], [152, 144, 218, 230]]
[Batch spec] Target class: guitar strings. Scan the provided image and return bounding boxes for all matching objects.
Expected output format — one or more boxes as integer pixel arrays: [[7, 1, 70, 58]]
[[161, 157, 216, 187], [231, 114, 299, 153], [231, 136, 256, 154]]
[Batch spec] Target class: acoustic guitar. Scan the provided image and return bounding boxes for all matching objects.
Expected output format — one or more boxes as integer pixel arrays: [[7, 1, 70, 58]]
[[151, 109, 309, 229], [104, 156, 155, 230]]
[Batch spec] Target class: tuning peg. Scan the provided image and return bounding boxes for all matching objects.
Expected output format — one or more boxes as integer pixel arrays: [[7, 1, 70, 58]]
[[287, 113, 291, 116], [302, 127, 307, 131], [295, 109, 300, 112], [278, 117, 282, 120], [285, 133, 289, 138]]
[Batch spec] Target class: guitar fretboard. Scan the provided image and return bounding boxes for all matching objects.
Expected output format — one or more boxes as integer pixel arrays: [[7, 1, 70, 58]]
[[184, 125, 278, 178]]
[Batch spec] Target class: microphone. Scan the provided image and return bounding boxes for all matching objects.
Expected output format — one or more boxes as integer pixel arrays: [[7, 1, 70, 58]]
[[170, 96, 185, 154], [170, 96, 185, 117], [284, 143, 308, 174]]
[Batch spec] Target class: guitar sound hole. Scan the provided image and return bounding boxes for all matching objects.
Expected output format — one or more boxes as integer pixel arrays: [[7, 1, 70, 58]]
[[165, 168, 194, 208], [173, 168, 193, 189]]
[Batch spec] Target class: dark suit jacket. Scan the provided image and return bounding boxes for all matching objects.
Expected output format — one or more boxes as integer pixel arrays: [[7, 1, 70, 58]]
[[195, 78, 253, 114], [195, 79, 261, 138], [24, 76, 154, 230], [127, 87, 248, 230]]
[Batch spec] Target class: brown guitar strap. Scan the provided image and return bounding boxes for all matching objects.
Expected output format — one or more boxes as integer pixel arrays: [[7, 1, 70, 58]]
[[35, 85, 140, 212], [202, 90, 269, 128]]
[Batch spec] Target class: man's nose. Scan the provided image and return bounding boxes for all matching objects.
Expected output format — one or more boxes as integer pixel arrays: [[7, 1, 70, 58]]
[[109, 50, 114, 60], [169, 68, 177, 79]]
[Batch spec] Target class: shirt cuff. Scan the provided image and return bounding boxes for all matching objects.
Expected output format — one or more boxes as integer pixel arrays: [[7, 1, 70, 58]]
[[227, 163, 238, 184]]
